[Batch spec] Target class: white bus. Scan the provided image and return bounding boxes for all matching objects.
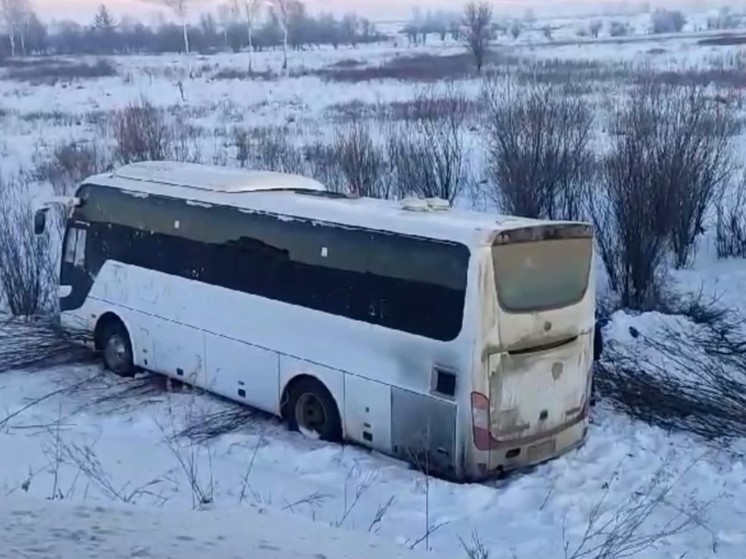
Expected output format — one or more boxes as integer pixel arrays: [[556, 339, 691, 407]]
[[35, 161, 596, 482]]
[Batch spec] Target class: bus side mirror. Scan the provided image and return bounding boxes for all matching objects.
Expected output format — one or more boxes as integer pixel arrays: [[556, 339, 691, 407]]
[[33, 208, 47, 235]]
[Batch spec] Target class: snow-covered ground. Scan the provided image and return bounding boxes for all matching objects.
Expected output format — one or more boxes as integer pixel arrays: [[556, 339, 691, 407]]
[[2, 11, 746, 559], [0, 493, 440, 559], [1, 347, 745, 559]]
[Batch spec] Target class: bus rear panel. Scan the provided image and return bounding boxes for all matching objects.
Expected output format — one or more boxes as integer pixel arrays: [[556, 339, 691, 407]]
[[468, 223, 595, 479]]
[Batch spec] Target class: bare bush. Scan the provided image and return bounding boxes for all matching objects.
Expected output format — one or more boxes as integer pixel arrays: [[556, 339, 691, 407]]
[[113, 98, 172, 164], [156, 403, 216, 510], [509, 22, 521, 39], [303, 141, 345, 193], [233, 128, 252, 168], [0, 177, 56, 317], [589, 20, 602, 38], [63, 438, 171, 505], [483, 76, 594, 220], [651, 9, 686, 34], [387, 84, 472, 204], [609, 21, 629, 37], [112, 99, 201, 165], [652, 86, 735, 268], [591, 83, 735, 309], [0, 317, 94, 373], [169, 108, 203, 163], [596, 293, 746, 440], [249, 127, 305, 174], [463, 2, 493, 73], [333, 119, 389, 198], [716, 173, 746, 259], [33, 141, 112, 196], [460, 531, 489, 559], [176, 400, 260, 444], [69, 372, 167, 416], [565, 455, 705, 559], [590, 96, 668, 310]]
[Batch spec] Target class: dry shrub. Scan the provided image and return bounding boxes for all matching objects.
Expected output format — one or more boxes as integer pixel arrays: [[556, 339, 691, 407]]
[[386, 83, 471, 204], [596, 293, 746, 441], [590, 82, 735, 309], [113, 98, 172, 164], [113, 99, 201, 165], [483, 76, 594, 220], [716, 172, 746, 259], [302, 142, 345, 193], [33, 141, 112, 196], [231, 126, 305, 174], [0, 178, 57, 317], [334, 119, 389, 198]]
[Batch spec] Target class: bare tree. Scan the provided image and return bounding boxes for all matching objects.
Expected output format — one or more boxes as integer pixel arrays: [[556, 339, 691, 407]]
[[483, 75, 595, 221], [235, 0, 261, 72], [267, 0, 291, 71], [463, 1, 492, 73], [1, 0, 30, 57], [141, 0, 210, 55]]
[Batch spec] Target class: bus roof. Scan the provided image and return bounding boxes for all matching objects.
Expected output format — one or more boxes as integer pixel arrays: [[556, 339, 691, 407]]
[[110, 160, 327, 193], [85, 162, 583, 247]]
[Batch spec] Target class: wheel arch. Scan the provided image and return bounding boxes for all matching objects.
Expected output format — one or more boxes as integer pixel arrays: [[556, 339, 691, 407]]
[[93, 311, 137, 360], [280, 373, 340, 419], [280, 372, 345, 442]]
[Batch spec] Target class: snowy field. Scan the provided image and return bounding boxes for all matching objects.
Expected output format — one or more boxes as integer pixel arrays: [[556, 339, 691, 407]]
[[2, 8, 746, 559]]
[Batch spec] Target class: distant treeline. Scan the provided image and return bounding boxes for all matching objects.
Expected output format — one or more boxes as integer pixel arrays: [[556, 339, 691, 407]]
[[0, 2, 388, 57]]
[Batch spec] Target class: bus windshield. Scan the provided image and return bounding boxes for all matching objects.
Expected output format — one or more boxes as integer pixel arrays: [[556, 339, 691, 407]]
[[492, 236, 592, 313]]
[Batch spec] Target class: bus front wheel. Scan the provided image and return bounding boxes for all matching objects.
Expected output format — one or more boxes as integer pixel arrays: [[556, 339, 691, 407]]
[[100, 320, 136, 378], [284, 377, 342, 443]]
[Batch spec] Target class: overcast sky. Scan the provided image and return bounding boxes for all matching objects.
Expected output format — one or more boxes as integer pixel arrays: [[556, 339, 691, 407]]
[[36, 0, 705, 24]]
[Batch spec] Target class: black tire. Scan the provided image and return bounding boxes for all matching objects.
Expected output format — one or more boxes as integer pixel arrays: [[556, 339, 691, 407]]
[[100, 320, 136, 378], [285, 378, 342, 443]]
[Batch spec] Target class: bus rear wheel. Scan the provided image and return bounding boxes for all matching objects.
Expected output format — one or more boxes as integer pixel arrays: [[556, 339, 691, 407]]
[[101, 320, 136, 378], [285, 378, 342, 443]]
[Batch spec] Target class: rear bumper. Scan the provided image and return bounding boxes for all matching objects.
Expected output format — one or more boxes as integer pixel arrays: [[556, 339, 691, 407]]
[[466, 414, 589, 482]]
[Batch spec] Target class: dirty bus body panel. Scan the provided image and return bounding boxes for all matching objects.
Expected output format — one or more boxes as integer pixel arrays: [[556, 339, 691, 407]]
[[42, 161, 595, 483], [469, 223, 595, 479]]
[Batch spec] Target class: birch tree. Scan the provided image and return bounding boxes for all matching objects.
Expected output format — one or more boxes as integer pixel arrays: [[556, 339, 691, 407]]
[[1, 0, 30, 57], [235, 0, 261, 72], [267, 0, 290, 71], [142, 0, 211, 55]]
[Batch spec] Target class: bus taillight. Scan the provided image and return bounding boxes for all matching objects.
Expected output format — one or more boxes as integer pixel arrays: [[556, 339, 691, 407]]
[[470, 392, 492, 450]]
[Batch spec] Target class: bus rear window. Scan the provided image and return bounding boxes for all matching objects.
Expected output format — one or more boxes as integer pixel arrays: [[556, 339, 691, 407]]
[[492, 237, 592, 313]]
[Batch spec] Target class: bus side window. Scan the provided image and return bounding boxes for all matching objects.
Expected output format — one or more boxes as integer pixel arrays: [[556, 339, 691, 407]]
[[64, 228, 88, 269]]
